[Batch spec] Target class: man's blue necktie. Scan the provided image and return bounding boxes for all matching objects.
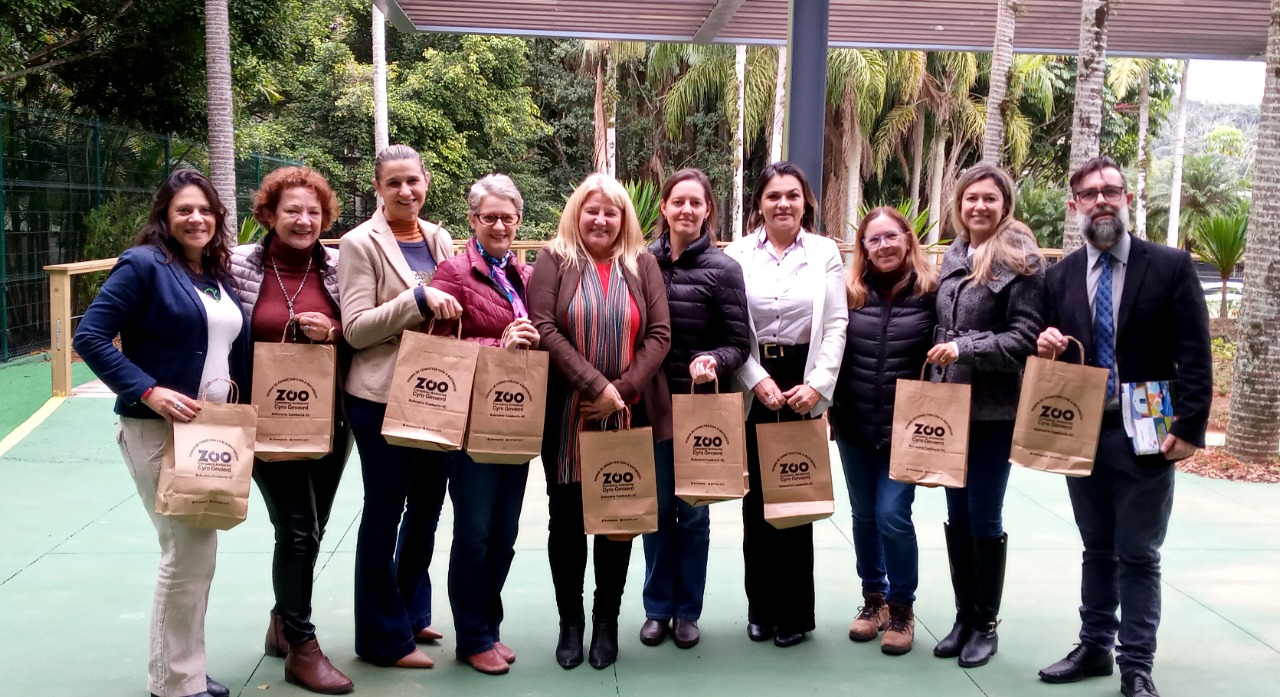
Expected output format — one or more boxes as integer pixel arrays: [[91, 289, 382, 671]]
[[1095, 252, 1116, 399]]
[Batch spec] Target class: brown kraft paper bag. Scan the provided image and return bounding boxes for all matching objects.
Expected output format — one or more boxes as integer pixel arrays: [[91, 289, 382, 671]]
[[155, 379, 258, 530], [1010, 337, 1108, 477], [464, 345, 549, 464], [381, 325, 479, 451], [889, 365, 971, 488], [756, 415, 835, 530], [673, 380, 747, 506], [579, 411, 659, 537], [251, 334, 336, 461]]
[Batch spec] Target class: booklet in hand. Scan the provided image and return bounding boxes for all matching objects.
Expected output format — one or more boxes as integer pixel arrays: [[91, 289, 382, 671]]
[[1121, 380, 1175, 456]]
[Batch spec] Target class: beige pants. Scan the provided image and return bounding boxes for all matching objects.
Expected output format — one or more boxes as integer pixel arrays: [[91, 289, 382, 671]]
[[118, 416, 218, 697]]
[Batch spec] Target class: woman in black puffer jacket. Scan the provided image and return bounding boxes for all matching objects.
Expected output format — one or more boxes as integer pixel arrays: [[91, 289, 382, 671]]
[[639, 168, 751, 650], [831, 206, 937, 657]]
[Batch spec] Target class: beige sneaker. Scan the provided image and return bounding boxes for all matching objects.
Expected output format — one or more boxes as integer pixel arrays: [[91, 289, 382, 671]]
[[848, 592, 889, 642], [881, 602, 915, 655]]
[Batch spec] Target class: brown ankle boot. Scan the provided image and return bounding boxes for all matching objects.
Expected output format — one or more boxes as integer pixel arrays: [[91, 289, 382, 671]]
[[881, 602, 915, 655], [265, 612, 288, 658], [285, 638, 354, 694], [848, 592, 889, 642]]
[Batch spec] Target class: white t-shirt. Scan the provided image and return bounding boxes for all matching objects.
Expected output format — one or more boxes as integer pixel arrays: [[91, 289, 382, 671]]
[[196, 282, 243, 403]]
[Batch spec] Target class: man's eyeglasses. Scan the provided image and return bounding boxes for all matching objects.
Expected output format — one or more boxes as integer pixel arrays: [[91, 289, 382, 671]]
[[474, 213, 521, 226], [863, 230, 906, 249], [1072, 186, 1126, 205]]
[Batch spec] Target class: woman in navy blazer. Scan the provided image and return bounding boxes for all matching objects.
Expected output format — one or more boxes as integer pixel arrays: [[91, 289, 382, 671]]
[[73, 169, 250, 697]]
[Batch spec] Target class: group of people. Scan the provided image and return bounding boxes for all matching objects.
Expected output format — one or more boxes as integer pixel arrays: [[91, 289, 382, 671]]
[[74, 145, 1210, 697]]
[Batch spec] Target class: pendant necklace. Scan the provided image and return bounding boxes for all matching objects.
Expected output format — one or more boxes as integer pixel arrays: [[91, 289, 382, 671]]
[[272, 253, 314, 321]]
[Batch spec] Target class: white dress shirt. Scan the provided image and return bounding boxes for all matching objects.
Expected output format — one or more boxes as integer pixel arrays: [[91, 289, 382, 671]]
[[738, 229, 816, 345]]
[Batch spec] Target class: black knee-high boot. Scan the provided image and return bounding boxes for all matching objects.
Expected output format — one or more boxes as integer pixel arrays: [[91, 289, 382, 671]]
[[959, 533, 1007, 668], [934, 523, 976, 658]]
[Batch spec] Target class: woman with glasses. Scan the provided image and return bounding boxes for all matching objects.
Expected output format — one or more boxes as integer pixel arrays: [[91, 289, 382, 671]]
[[427, 174, 539, 675], [830, 207, 937, 656], [926, 164, 1045, 669]]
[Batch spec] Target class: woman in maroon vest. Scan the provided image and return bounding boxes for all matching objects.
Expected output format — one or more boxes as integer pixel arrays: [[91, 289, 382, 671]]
[[428, 174, 539, 674]]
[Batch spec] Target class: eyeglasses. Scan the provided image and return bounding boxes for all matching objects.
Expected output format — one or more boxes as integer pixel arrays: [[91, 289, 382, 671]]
[[1072, 186, 1126, 205], [863, 230, 906, 249], [475, 213, 520, 226]]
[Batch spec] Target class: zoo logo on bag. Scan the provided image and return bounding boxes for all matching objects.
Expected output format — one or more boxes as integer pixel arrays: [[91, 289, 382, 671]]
[[684, 425, 730, 462], [770, 451, 817, 487], [905, 413, 955, 453], [186, 438, 243, 478], [1030, 396, 1085, 437], [407, 367, 457, 406], [264, 378, 318, 416], [483, 379, 533, 419], [593, 461, 643, 499]]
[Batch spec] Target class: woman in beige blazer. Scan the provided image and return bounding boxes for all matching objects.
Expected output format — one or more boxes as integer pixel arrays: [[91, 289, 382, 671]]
[[337, 144, 460, 669]]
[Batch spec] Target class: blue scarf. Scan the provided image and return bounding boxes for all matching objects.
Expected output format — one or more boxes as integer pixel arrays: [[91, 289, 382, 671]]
[[475, 239, 527, 319]]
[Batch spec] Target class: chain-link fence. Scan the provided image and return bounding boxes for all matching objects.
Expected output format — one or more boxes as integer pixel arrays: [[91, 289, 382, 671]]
[[0, 101, 299, 362]]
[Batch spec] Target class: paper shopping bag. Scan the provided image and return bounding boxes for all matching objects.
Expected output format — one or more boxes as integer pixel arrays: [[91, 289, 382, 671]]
[[464, 345, 549, 464], [756, 415, 835, 529], [251, 333, 336, 461], [673, 381, 747, 506], [155, 380, 257, 530], [381, 326, 479, 451], [889, 366, 971, 488], [1010, 337, 1108, 476], [579, 411, 659, 537]]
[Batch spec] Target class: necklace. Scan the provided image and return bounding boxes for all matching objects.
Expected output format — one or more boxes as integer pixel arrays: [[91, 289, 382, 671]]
[[271, 253, 314, 321], [201, 286, 221, 301]]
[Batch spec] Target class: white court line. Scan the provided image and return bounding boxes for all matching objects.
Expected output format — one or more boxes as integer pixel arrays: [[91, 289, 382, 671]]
[[0, 397, 65, 459]]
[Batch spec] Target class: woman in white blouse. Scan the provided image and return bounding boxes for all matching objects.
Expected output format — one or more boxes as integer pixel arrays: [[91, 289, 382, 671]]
[[724, 161, 848, 648]]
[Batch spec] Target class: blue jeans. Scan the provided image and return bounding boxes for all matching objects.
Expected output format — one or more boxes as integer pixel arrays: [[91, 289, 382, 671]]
[[347, 395, 448, 665], [446, 452, 530, 658], [834, 436, 918, 604], [944, 420, 1015, 539], [642, 440, 710, 621], [1067, 421, 1175, 674]]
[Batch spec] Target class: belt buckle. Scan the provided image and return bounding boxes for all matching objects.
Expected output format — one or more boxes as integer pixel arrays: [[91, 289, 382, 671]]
[[762, 343, 782, 359]]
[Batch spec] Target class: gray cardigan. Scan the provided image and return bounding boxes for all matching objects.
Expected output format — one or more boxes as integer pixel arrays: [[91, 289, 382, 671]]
[[932, 238, 1046, 421]]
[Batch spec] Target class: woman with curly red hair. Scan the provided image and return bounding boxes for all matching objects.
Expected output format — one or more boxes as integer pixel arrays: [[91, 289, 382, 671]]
[[230, 166, 353, 694]]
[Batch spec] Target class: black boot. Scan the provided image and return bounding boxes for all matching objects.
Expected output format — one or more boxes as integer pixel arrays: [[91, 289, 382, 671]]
[[934, 522, 976, 658], [556, 618, 586, 669], [588, 616, 619, 669], [959, 533, 1007, 668]]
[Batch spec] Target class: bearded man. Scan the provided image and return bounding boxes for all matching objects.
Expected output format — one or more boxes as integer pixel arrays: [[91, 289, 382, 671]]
[[1034, 156, 1212, 697]]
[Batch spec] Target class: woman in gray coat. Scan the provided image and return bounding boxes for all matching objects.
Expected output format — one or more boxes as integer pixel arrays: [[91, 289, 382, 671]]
[[924, 164, 1045, 670]]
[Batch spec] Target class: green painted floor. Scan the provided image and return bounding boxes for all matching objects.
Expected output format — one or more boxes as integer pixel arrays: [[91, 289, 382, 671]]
[[0, 357, 96, 438], [2, 395, 1279, 696]]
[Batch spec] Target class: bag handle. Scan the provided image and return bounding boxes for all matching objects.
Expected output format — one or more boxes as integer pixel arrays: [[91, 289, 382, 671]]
[[424, 318, 464, 340], [598, 406, 632, 431], [919, 362, 931, 381], [199, 378, 239, 403], [1051, 335, 1087, 365], [279, 317, 297, 344], [689, 375, 720, 395]]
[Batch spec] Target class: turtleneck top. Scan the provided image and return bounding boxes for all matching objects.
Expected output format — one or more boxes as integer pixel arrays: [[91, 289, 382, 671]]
[[251, 235, 340, 343]]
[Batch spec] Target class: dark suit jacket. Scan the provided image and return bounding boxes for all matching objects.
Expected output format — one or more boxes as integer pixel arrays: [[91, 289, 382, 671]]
[[527, 247, 673, 443], [73, 245, 252, 418], [1043, 235, 1212, 447]]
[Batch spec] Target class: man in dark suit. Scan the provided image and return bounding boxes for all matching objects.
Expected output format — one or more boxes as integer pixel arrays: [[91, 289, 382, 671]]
[[1035, 156, 1212, 697]]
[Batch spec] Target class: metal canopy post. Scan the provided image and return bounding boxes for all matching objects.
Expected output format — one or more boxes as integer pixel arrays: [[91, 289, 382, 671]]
[[783, 0, 829, 232]]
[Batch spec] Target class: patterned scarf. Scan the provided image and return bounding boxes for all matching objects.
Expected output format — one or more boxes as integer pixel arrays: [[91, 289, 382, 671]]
[[476, 238, 527, 319], [555, 260, 633, 484]]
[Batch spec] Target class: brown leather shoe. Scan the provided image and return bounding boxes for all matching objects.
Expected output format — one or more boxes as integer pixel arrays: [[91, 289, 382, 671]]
[[265, 612, 288, 658], [285, 639, 354, 694], [464, 648, 510, 675], [848, 592, 889, 641], [881, 602, 915, 655], [494, 641, 516, 664], [414, 626, 444, 642], [393, 649, 435, 669]]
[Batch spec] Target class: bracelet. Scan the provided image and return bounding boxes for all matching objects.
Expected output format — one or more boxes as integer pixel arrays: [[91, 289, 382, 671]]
[[326, 326, 335, 342], [141, 386, 155, 401]]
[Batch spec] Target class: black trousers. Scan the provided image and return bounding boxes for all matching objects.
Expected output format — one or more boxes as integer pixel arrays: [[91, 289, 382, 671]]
[[545, 480, 633, 621], [252, 420, 353, 645], [742, 346, 816, 634]]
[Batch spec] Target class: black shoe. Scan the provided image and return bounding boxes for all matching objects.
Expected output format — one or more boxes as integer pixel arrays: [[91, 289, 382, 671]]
[[673, 619, 700, 649], [639, 618, 669, 646], [1122, 670, 1162, 697], [935, 522, 976, 658], [746, 622, 774, 642], [773, 631, 805, 648], [934, 620, 971, 658], [1038, 643, 1114, 683], [556, 619, 585, 669], [958, 533, 1008, 668], [958, 622, 999, 668], [588, 618, 619, 669], [205, 675, 229, 697]]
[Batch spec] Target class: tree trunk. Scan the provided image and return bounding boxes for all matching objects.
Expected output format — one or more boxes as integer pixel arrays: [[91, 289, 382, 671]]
[[733, 44, 746, 240], [605, 50, 618, 177], [372, 5, 389, 154], [1167, 59, 1191, 249], [592, 45, 608, 174], [822, 104, 847, 239], [1134, 69, 1150, 239], [204, 0, 238, 235], [927, 127, 945, 244], [845, 110, 863, 240], [770, 46, 788, 162], [909, 114, 925, 217], [1062, 0, 1110, 253], [983, 0, 1021, 165], [1226, 0, 1280, 463]]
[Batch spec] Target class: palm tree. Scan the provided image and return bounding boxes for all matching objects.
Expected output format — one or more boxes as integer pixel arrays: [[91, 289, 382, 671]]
[[1063, 0, 1111, 253], [983, 0, 1023, 165], [205, 0, 237, 233], [582, 40, 647, 176], [1194, 211, 1247, 318], [770, 46, 788, 162], [924, 52, 981, 242], [1106, 57, 1158, 239], [1166, 59, 1191, 248], [871, 51, 928, 216], [823, 49, 886, 239], [1226, 0, 1280, 464]]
